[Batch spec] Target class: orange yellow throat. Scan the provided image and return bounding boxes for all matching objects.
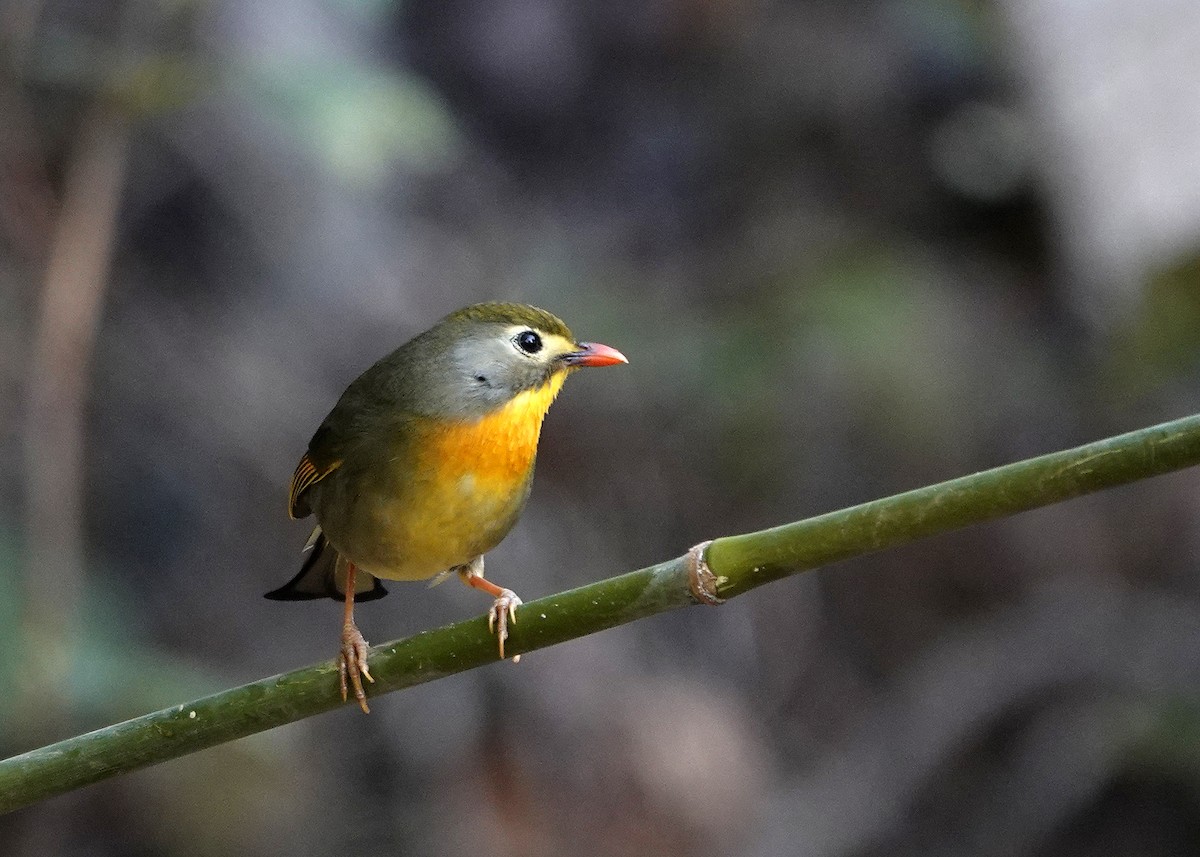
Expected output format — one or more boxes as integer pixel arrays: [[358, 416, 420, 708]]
[[419, 371, 567, 486]]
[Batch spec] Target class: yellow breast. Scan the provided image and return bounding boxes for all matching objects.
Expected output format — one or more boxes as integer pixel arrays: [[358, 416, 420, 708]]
[[370, 372, 567, 579]]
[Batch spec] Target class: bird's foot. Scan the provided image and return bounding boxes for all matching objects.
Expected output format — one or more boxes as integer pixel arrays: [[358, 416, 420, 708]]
[[457, 559, 524, 662], [488, 589, 523, 662], [338, 622, 374, 714]]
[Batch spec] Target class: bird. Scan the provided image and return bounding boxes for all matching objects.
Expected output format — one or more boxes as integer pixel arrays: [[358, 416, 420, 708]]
[[265, 302, 627, 712]]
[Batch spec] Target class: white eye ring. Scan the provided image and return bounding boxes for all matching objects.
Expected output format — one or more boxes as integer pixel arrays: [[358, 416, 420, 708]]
[[513, 330, 543, 355]]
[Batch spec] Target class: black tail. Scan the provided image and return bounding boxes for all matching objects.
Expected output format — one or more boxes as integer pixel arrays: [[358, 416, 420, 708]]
[[264, 526, 389, 602]]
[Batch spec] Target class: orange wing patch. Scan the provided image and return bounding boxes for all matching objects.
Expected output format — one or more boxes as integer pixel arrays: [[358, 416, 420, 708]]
[[288, 453, 342, 519]]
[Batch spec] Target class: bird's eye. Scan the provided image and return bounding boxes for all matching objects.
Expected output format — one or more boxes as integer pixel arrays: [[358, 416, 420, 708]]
[[515, 330, 543, 354]]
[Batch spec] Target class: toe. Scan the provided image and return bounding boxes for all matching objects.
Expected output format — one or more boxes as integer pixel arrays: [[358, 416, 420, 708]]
[[494, 606, 509, 659], [358, 650, 375, 684]]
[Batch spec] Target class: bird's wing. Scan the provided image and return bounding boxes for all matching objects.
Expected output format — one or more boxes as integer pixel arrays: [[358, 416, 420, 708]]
[[288, 441, 342, 519], [288, 355, 416, 519]]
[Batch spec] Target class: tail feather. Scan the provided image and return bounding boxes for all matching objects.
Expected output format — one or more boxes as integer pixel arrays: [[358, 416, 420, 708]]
[[264, 526, 388, 602]]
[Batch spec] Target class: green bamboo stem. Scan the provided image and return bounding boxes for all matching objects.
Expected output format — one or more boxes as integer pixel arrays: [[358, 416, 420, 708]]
[[3, 412, 1200, 813]]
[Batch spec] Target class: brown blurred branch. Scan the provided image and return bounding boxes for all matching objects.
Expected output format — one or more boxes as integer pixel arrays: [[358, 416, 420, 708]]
[[20, 104, 128, 733]]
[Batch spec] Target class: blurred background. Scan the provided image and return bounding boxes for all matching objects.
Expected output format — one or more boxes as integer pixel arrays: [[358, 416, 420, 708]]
[[3, 0, 1200, 854]]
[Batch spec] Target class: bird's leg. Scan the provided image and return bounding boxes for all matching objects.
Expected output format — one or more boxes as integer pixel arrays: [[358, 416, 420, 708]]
[[338, 561, 374, 713], [456, 555, 522, 661]]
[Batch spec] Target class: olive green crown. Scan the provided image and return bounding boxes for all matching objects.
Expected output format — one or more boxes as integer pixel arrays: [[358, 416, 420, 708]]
[[444, 302, 573, 340]]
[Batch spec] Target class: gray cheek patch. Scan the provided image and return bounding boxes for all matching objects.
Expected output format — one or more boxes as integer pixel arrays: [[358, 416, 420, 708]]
[[444, 337, 518, 415]]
